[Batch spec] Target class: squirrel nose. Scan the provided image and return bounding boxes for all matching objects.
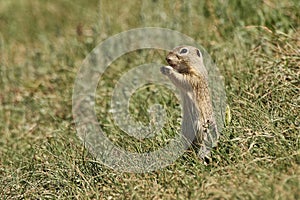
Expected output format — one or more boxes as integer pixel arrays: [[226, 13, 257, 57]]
[[166, 54, 174, 63], [166, 53, 177, 63]]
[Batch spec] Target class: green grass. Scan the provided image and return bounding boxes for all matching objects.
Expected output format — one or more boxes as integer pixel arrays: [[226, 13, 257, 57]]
[[0, 0, 299, 199]]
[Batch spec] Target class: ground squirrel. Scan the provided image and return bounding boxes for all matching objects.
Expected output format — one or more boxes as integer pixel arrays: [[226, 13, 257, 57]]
[[161, 45, 218, 160]]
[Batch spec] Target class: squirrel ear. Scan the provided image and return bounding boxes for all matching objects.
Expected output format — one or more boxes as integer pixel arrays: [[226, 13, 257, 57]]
[[196, 49, 202, 58]]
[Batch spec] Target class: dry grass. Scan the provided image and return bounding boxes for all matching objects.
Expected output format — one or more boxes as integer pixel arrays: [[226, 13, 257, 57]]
[[0, 0, 299, 199]]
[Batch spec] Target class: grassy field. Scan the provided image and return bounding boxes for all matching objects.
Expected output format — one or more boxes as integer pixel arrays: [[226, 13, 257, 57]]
[[0, 0, 299, 199]]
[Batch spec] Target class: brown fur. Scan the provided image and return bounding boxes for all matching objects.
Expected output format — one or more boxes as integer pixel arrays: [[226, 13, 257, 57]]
[[161, 46, 218, 159]]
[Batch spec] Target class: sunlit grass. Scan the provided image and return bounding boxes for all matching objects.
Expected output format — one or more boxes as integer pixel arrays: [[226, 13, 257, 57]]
[[0, 0, 299, 199]]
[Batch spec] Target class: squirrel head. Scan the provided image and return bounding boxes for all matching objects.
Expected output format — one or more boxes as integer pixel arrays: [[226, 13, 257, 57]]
[[166, 46, 204, 74]]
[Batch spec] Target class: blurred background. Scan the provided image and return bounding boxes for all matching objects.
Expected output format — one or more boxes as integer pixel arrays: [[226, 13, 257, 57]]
[[0, 0, 299, 199]]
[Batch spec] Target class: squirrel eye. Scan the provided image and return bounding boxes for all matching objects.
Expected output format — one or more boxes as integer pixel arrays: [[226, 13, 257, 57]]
[[179, 48, 188, 54]]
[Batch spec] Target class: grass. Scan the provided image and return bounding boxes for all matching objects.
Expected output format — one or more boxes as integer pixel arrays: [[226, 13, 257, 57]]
[[0, 0, 299, 199]]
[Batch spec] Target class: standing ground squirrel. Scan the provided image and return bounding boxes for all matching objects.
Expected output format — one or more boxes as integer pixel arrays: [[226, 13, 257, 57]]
[[161, 45, 218, 160]]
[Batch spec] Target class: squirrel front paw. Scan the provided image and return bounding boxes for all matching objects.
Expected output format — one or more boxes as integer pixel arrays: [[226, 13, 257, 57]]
[[160, 65, 173, 75]]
